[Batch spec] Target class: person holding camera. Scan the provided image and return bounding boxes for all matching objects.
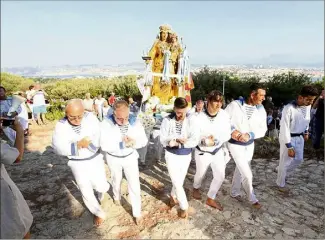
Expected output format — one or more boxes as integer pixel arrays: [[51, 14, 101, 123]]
[[0, 86, 22, 118], [1, 117, 33, 239], [0, 86, 24, 140]]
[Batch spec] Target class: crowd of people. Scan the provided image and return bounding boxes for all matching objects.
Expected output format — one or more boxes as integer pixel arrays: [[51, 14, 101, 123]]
[[0, 82, 323, 238], [82, 92, 140, 121]]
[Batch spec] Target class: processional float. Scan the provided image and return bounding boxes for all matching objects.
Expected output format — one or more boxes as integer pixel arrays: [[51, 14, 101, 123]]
[[136, 24, 195, 133]]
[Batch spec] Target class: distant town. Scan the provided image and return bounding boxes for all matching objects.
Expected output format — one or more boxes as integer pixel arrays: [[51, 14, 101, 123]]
[[1, 63, 324, 82]]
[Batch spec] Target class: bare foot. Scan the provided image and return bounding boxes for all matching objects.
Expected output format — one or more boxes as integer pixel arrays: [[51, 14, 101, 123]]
[[169, 196, 179, 208], [178, 209, 188, 219], [93, 215, 104, 227], [14, 159, 21, 164], [252, 202, 262, 210], [278, 186, 290, 194], [206, 198, 223, 211], [23, 231, 31, 239], [134, 217, 142, 225], [192, 188, 202, 200]]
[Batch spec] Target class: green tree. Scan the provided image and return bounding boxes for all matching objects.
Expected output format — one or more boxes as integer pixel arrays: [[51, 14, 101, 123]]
[[0, 73, 35, 94]]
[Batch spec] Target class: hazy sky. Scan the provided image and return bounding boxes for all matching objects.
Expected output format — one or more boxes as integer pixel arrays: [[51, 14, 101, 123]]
[[1, 1, 324, 67]]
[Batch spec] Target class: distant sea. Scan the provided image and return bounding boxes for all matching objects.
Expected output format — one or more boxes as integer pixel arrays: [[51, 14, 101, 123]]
[[23, 74, 114, 79], [24, 74, 323, 81], [311, 76, 323, 82]]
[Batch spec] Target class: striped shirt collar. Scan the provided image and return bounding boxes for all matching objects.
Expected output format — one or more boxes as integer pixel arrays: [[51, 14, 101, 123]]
[[108, 113, 137, 126]]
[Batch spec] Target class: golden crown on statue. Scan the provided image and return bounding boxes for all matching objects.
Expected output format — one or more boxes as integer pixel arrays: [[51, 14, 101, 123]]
[[159, 24, 172, 33], [169, 30, 177, 36]]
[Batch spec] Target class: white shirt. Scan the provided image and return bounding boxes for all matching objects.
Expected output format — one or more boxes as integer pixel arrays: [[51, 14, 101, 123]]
[[279, 102, 311, 145], [100, 115, 148, 157], [159, 113, 200, 148], [94, 98, 105, 112], [102, 106, 111, 117], [52, 112, 101, 159], [195, 109, 232, 152], [25, 90, 35, 101], [225, 100, 267, 140], [83, 99, 94, 112], [32, 91, 46, 106]]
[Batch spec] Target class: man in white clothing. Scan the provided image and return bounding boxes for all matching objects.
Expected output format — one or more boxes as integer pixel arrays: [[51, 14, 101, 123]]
[[26, 85, 36, 121], [83, 93, 95, 113], [276, 85, 318, 193], [187, 99, 205, 164], [94, 94, 106, 121], [52, 99, 110, 226], [31, 84, 48, 125], [225, 83, 267, 209], [1, 117, 33, 239], [160, 97, 200, 218], [187, 99, 205, 117], [100, 100, 148, 225], [192, 91, 232, 210]]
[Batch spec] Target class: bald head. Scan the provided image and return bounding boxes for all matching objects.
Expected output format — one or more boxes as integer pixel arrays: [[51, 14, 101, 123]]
[[65, 99, 84, 125]]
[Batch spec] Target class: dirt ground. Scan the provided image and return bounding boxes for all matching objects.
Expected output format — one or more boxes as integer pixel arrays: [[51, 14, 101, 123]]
[[5, 121, 325, 239]]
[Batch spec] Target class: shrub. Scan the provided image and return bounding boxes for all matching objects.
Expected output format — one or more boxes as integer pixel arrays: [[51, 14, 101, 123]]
[[45, 101, 65, 121]]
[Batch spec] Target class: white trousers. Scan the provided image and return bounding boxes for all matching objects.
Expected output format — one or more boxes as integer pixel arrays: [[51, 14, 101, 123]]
[[227, 142, 258, 204], [68, 154, 110, 219], [276, 136, 304, 187], [165, 151, 191, 210], [137, 131, 151, 163], [193, 149, 229, 199], [106, 152, 142, 217]]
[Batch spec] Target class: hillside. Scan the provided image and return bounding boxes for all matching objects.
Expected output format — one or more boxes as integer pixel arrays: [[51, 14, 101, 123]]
[[5, 123, 325, 239]]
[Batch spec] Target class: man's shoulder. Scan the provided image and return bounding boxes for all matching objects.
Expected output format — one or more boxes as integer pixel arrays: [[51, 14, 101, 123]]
[[229, 100, 242, 107], [161, 113, 174, 124], [84, 112, 99, 122], [284, 101, 296, 110], [101, 115, 115, 127], [192, 111, 205, 119], [226, 100, 241, 111], [54, 117, 68, 130], [58, 117, 68, 124], [163, 113, 175, 122], [218, 108, 230, 117]]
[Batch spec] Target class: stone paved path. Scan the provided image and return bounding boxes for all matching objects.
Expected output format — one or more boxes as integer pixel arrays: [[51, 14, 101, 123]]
[[5, 122, 324, 239]]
